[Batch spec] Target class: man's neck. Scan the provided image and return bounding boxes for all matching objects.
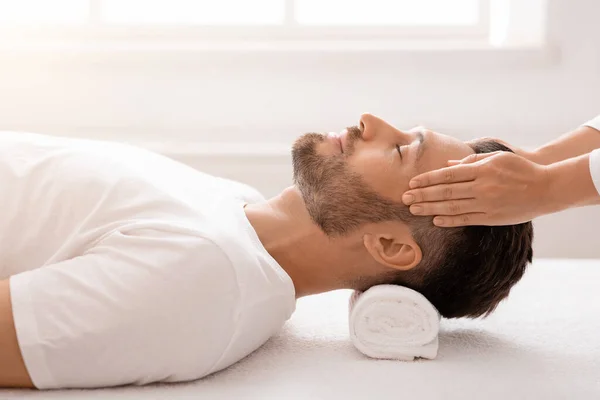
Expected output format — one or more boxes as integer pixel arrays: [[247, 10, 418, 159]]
[[243, 187, 363, 298]]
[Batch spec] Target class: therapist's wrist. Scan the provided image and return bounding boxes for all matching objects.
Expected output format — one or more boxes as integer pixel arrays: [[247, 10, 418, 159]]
[[544, 153, 599, 214], [528, 147, 554, 166]]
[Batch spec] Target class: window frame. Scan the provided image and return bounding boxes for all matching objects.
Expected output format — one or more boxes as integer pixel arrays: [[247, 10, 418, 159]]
[[0, 0, 491, 45]]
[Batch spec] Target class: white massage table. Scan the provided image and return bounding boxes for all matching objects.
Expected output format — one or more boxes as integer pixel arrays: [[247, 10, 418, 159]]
[[2, 258, 600, 400]]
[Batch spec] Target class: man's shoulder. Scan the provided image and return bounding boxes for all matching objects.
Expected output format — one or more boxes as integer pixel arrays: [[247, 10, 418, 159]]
[[215, 177, 266, 204]]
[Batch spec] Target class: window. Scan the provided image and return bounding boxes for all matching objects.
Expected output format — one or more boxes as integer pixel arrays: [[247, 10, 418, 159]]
[[0, 0, 483, 26], [0, 0, 489, 43], [0, 0, 89, 24], [0, 0, 548, 50]]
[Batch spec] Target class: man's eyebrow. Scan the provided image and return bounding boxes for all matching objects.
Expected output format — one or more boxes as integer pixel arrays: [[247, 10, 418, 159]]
[[415, 132, 426, 162]]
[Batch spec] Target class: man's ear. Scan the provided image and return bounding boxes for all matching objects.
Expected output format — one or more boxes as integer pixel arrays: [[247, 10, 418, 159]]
[[362, 232, 422, 272]]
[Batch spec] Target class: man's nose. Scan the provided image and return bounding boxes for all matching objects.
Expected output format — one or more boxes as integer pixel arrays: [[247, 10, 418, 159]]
[[360, 113, 404, 142], [359, 113, 377, 141]]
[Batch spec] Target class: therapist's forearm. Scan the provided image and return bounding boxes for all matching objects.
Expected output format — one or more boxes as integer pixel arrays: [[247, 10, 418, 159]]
[[543, 153, 600, 215], [531, 125, 600, 165]]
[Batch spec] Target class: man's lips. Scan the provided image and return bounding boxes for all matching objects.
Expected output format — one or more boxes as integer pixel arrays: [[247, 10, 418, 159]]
[[327, 129, 348, 153]]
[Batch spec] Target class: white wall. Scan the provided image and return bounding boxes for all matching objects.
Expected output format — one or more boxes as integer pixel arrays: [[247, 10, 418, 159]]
[[0, 0, 598, 257]]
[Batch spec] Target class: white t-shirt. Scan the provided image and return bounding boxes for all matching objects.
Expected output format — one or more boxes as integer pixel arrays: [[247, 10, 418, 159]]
[[584, 115, 600, 195], [2, 132, 296, 389]]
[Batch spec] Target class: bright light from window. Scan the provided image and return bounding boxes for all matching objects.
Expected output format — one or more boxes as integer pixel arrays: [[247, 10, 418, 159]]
[[0, 0, 482, 28], [295, 0, 480, 25], [102, 0, 285, 25], [0, 0, 89, 24]]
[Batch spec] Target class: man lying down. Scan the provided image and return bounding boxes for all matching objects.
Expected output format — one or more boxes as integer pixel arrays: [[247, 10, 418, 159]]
[[0, 113, 533, 389]]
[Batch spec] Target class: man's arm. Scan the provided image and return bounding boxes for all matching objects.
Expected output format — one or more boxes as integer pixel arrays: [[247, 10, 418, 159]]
[[0, 279, 34, 388], [531, 117, 600, 165]]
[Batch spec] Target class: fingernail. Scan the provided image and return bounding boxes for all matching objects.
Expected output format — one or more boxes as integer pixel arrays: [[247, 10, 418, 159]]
[[433, 217, 444, 225], [410, 205, 423, 215], [403, 194, 415, 205], [409, 180, 420, 189]]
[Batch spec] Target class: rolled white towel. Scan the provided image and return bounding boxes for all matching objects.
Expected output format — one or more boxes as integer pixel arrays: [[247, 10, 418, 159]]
[[348, 284, 440, 361]]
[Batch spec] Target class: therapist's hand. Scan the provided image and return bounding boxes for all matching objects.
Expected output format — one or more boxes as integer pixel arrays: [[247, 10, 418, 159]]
[[402, 151, 551, 227]]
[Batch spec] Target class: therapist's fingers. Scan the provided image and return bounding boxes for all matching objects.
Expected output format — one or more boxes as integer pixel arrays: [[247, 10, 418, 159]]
[[408, 199, 479, 217], [409, 164, 478, 189], [402, 182, 474, 205], [432, 213, 487, 227]]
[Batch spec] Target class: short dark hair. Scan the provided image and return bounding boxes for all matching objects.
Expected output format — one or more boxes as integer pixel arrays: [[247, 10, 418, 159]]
[[387, 141, 534, 318]]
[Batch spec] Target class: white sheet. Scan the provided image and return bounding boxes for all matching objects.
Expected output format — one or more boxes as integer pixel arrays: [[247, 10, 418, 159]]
[[3, 258, 600, 399]]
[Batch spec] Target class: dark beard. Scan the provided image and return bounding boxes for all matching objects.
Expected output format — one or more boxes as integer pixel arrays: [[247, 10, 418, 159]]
[[291, 131, 390, 237]]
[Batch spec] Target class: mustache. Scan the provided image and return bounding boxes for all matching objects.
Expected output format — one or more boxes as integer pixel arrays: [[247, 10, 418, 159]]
[[346, 125, 362, 140], [343, 126, 363, 153]]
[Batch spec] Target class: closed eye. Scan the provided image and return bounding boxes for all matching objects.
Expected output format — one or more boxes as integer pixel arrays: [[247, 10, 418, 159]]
[[395, 144, 403, 161]]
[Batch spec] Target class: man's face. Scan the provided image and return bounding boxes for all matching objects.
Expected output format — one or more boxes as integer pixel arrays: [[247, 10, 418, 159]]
[[291, 113, 474, 236]]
